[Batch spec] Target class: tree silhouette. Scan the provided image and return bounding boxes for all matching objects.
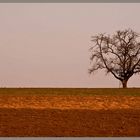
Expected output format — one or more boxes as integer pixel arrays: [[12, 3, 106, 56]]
[[89, 29, 140, 88]]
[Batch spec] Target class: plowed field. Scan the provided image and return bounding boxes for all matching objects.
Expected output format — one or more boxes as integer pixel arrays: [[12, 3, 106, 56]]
[[0, 94, 140, 136]]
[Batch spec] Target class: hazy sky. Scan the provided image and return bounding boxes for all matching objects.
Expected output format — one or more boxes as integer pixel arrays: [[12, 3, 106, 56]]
[[0, 3, 140, 88]]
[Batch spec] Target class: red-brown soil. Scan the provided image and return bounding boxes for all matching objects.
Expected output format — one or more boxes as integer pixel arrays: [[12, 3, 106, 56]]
[[0, 95, 140, 136]]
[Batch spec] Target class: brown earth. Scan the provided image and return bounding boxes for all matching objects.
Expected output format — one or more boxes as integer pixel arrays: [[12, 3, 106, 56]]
[[0, 95, 140, 136]]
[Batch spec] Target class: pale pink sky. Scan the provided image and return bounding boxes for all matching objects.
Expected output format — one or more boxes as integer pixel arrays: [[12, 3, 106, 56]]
[[0, 3, 140, 88]]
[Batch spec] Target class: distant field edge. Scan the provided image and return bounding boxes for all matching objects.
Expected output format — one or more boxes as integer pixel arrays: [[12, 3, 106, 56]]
[[0, 87, 140, 96]]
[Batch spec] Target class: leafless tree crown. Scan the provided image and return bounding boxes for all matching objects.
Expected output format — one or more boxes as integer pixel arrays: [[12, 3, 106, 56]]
[[89, 29, 140, 88]]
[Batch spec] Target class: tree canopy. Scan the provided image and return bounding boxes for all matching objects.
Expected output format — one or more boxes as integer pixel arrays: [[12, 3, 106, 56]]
[[89, 29, 140, 88]]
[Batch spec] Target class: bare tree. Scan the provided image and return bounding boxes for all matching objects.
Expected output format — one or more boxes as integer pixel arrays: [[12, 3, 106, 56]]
[[89, 29, 140, 88]]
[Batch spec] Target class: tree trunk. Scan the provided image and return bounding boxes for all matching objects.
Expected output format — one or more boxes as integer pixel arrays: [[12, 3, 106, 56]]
[[122, 80, 128, 88]]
